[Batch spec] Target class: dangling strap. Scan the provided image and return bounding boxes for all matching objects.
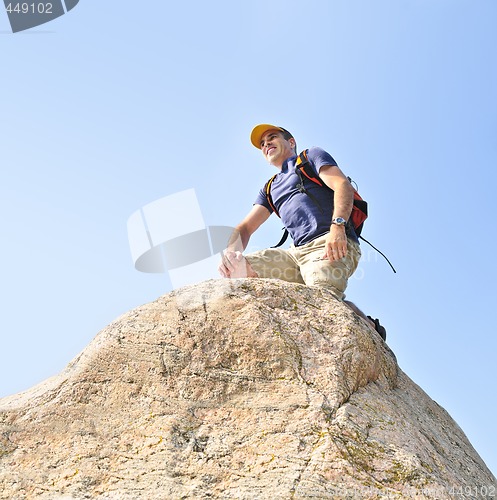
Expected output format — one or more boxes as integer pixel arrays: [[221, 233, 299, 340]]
[[271, 228, 289, 248], [358, 235, 397, 273]]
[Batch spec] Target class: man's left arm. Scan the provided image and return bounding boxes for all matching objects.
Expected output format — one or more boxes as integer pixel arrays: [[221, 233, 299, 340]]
[[319, 165, 355, 262]]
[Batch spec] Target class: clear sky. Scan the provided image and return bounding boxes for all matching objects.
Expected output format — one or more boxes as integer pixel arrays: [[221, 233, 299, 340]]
[[1, 0, 496, 478]]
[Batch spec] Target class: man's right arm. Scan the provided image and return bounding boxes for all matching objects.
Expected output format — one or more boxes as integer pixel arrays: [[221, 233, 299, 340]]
[[219, 204, 271, 277], [227, 204, 271, 251]]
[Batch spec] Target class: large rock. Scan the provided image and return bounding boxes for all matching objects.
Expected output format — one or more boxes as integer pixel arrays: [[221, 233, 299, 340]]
[[0, 279, 495, 499]]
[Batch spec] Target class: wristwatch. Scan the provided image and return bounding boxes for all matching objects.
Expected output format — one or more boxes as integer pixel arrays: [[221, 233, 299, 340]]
[[332, 217, 347, 226]]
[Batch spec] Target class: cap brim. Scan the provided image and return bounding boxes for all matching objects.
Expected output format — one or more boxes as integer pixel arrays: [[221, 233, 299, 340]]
[[250, 124, 285, 149]]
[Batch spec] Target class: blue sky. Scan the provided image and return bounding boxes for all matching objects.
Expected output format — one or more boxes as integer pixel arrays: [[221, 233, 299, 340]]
[[1, 0, 496, 478]]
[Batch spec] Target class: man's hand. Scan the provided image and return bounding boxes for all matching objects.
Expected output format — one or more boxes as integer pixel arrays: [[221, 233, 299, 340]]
[[219, 250, 255, 278], [322, 225, 348, 262], [218, 205, 271, 278]]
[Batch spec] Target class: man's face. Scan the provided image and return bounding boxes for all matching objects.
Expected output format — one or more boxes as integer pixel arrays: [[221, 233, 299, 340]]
[[260, 129, 295, 167]]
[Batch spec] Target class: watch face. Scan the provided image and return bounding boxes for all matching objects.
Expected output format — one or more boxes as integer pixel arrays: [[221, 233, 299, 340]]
[[334, 217, 346, 225]]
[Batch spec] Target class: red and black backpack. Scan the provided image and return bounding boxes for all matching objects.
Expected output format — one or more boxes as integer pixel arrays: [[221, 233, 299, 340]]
[[264, 149, 396, 272]]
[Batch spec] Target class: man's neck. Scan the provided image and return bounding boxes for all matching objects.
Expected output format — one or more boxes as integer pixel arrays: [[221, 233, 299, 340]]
[[272, 152, 296, 170]]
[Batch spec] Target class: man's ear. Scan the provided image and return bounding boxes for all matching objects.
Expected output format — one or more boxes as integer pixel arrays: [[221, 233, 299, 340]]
[[289, 137, 296, 149]]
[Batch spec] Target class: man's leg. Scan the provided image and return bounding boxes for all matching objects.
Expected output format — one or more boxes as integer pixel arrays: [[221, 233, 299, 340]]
[[293, 235, 361, 299], [292, 235, 387, 340], [245, 248, 305, 284], [343, 300, 367, 319], [342, 300, 386, 339]]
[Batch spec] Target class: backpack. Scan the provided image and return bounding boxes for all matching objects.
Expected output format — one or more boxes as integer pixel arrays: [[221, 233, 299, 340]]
[[264, 149, 396, 273]]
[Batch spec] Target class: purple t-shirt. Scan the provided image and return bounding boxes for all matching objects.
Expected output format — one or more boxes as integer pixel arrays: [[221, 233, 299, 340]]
[[254, 147, 357, 246]]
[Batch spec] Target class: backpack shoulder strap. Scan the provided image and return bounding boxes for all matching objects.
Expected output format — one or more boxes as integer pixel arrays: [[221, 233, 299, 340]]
[[264, 174, 280, 217], [264, 174, 288, 247], [296, 149, 325, 187]]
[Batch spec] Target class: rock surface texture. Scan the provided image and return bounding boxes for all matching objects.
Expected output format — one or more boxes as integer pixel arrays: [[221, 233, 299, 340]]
[[0, 279, 495, 499]]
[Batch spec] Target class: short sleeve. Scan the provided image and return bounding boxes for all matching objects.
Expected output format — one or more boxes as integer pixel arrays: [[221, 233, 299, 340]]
[[306, 147, 338, 176], [254, 188, 273, 213]]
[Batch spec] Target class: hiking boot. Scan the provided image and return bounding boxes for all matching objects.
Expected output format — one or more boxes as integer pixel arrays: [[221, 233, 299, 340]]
[[367, 316, 387, 341]]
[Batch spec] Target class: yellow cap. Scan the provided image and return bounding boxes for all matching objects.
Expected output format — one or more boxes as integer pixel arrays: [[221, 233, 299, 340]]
[[250, 124, 293, 149]]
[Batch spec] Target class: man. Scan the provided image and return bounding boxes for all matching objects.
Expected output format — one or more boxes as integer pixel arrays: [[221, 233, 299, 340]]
[[219, 124, 386, 340]]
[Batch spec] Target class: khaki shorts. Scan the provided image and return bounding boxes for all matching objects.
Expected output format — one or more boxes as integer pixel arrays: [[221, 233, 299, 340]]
[[245, 233, 361, 299]]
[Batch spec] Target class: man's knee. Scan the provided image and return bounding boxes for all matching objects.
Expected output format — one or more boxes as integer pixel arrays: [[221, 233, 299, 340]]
[[302, 261, 349, 292]]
